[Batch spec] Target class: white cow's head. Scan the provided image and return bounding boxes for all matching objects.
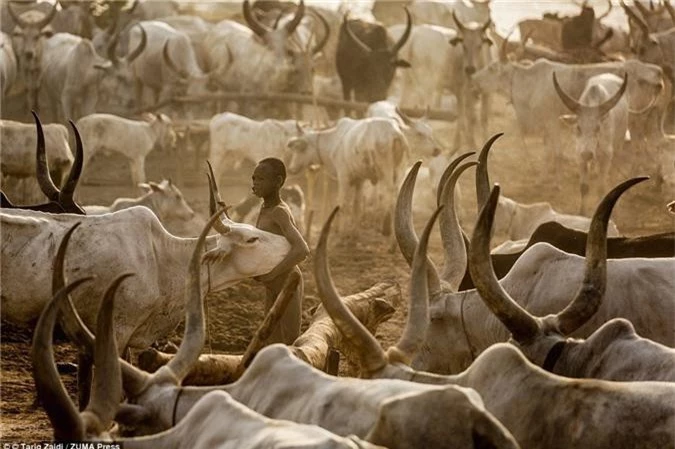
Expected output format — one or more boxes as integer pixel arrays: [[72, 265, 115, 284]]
[[8, 2, 56, 69], [96, 24, 148, 115], [448, 11, 492, 76], [138, 179, 195, 222], [144, 113, 177, 152], [553, 72, 628, 163], [286, 125, 320, 175]]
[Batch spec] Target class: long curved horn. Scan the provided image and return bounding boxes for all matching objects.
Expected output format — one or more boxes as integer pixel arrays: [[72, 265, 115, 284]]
[[32, 278, 93, 441], [314, 207, 388, 375], [634, 0, 651, 17], [284, 0, 305, 34], [500, 28, 515, 63], [469, 185, 541, 343], [85, 274, 133, 432], [439, 162, 478, 291], [622, 0, 651, 34], [243, 0, 272, 37], [344, 14, 372, 54], [597, 0, 613, 20], [162, 41, 188, 79], [394, 161, 442, 294], [452, 10, 467, 33], [58, 120, 84, 211], [436, 151, 476, 207], [552, 72, 582, 114], [554, 177, 649, 335], [125, 24, 147, 64], [33, 111, 60, 202], [310, 8, 330, 55], [389, 206, 444, 366], [596, 73, 628, 117], [390, 7, 412, 54], [206, 161, 232, 234], [7, 2, 29, 29], [666, 0, 675, 22], [165, 206, 228, 381], [628, 80, 661, 114], [593, 27, 614, 49], [106, 29, 121, 65], [476, 133, 504, 212], [52, 222, 93, 350]]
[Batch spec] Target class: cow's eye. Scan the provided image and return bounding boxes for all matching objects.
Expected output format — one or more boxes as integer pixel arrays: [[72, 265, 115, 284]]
[[246, 237, 259, 244]]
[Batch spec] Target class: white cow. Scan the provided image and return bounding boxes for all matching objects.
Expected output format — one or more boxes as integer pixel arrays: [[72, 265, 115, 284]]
[[394, 161, 675, 374], [554, 72, 629, 215], [287, 117, 409, 235], [209, 112, 303, 183], [76, 113, 176, 185], [0, 205, 290, 352]]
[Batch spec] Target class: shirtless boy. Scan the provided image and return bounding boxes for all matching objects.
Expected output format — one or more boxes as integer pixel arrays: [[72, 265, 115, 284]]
[[252, 157, 310, 345]]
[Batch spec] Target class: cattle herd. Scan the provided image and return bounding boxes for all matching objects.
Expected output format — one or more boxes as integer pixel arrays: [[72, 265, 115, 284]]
[[1, 0, 674, 446]]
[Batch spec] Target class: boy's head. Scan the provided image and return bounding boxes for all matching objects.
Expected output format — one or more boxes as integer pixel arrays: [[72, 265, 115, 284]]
[[252, 158, 286, 198]]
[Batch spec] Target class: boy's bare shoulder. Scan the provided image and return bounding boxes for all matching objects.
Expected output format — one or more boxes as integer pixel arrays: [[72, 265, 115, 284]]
[[268, 202, 294, 221]]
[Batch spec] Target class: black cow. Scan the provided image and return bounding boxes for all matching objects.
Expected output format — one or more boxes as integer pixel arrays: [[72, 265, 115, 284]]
[[336, 8, 412, 103]]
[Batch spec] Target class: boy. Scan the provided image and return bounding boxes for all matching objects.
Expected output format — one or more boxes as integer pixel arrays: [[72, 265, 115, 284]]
[[252, 157, 310, 345]]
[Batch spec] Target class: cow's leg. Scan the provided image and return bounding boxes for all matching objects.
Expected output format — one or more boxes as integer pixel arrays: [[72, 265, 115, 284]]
[[130, 157, 146, 185], [452, 91, 464, 151], [480, 92, 491, 141], [578, 158, 591, 216], [465, 88, 477, 149]]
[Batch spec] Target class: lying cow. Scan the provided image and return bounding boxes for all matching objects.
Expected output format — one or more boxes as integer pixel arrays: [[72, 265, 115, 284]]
[[83, 179, 199, 236], [314, 202, 675, 449], [469, 179, 675, 382], [394, 159, 674, 374], [75, 112, 176, 185]]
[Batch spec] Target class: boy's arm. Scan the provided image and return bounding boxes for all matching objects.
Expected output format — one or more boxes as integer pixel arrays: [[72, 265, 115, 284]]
[[256, 207, 310, 283]]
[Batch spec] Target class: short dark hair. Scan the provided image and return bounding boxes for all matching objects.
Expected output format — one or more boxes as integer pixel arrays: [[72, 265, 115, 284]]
[[258, 157, 287, 184]]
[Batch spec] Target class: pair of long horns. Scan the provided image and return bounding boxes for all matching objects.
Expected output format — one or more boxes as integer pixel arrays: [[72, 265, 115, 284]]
[[1, 112, 85, 214], [7, 1, 57, 30], [468, 177, 648, 343], [107, 23, 147, 66], [452, 10, 491, 34], [244, 0, 305, 38], [344, 7, 412, 56], [552, 72, 629, 116]]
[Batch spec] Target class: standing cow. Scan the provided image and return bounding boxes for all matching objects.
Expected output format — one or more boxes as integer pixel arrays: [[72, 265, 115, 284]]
[[76, 113, 176, 185], [554, 72, 629, 214], [336, 8, 412, 103]]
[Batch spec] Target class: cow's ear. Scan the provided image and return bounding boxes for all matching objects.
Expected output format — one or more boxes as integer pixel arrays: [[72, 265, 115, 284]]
[[449, 37, 463, 46], [559, 114, 578, 127], [483, 38, 493, 46], [41, 28, 54, 38], [394, 59, 411, 68], [93, 61, 113, 70], [138, 183, 151, 192]]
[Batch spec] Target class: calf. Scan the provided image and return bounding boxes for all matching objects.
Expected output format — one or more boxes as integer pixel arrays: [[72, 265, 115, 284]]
[[84, 179, 196, 233], [76, 113, 176, 185]]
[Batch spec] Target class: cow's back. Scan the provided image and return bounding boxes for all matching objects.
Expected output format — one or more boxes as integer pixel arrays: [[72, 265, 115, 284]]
[[0, 120, 71, 176]]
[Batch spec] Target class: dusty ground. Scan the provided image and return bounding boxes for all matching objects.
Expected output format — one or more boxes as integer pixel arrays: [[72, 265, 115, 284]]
[[1, 97, 673, 441]]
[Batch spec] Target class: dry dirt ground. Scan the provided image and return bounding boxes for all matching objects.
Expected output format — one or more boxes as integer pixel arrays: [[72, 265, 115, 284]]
[[2, 97, 673, 441]]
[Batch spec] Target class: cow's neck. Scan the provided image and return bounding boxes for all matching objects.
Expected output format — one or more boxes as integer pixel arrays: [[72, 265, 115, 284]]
[[311, 130, 338, 178], [456, 290, 511, 354], [160, 234, 220, 296]]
